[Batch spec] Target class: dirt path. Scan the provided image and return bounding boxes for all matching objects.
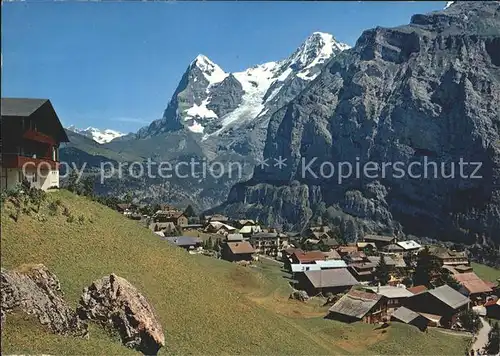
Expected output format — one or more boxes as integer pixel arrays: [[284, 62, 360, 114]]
[[471, 317, 492, 353], [435, 328, 472, 337], [257, 254, 283, 266]]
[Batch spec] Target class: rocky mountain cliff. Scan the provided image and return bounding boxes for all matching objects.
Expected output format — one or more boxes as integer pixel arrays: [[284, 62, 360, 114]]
[[215, 1, 500, 245]]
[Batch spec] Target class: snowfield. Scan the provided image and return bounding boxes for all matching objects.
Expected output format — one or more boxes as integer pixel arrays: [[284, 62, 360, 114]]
[[67, 126, 125, 144]]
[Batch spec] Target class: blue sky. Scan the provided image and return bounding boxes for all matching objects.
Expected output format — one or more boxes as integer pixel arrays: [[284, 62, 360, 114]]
[[2, 1, 447, 134]]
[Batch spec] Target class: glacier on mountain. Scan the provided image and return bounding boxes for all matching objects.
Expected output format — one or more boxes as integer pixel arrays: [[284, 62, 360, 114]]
[[173, 32, 351, 139]]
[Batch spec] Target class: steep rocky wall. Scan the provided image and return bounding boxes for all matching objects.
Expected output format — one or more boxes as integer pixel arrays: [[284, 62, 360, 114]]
[[220, 2, 500, 244]]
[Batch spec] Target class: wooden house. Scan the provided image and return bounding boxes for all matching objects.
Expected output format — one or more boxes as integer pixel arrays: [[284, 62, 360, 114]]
[[221, 241, 255, 262], [405, 285, 470, 328], [363, 285, 413, 310], [391, 306, 429, 331], [296, 268, 358, 296], [327, 289, 387, 324], [1, 98, 69, 190], [362, 235, 396, 249], [485, 298, 500, 319], [428, 246, 469, 267]]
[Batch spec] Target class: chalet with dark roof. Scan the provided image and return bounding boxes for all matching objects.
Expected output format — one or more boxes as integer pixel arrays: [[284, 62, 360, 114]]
[[405, 285, 470, 328], [221, 241, 255, 262], [391, 306, 429, 331], [327, 289, 387, 324], [296, 268, 359, 296], [1, 98, 69, 190], [362, 234, 397, 249], [428, 246, 469, 267]]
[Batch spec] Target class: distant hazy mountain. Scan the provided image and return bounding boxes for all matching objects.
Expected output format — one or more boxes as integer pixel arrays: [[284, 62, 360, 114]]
[[67, 126, 125, 144]]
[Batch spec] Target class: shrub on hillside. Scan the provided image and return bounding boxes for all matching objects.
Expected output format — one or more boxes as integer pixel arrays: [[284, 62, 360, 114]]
[[48, 201, 59, 216], [62, 206, 71, 217], [457, 310, 481, 333], [28, 188, 46, 213]]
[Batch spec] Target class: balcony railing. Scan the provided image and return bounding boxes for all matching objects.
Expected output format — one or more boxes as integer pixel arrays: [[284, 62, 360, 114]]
[[1, 154, 59, 170], [22, 129, 56, 145]]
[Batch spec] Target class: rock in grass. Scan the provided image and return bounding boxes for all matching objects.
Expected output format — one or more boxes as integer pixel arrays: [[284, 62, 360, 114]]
[[0, 264, 88, 336], [77, 274, 165, 355], [289, 289, 309, 302]]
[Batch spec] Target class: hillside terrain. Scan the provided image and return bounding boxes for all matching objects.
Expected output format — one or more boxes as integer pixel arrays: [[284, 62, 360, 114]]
[[1, 191, 471, 354], [216, 1, 500, 245]]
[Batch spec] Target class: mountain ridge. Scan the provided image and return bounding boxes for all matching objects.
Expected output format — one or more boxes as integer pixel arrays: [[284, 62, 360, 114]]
[[67, 126, 125, 144], [135, 31, 350, 141]]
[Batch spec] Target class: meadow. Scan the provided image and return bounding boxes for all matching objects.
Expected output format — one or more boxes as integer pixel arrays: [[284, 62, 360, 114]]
[[1, 190, 472, 355]]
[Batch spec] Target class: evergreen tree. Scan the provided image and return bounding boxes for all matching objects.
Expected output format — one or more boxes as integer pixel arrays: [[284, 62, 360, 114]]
[[374, 254, 390, 285], [213, 238, 221, 252], [317, 240, 330, 252], [402, 276, 413, 288], [184, 204, 196, 217], [485, 321, 500, 355], [437, 272, 462, 291], [457, 310, 481, 333], [67, 170, 79, 193], [81, 176, 94, 197], [29, 188, 46, 213], [413, 246, 440, 287], [123, 192, 133, 204], [207, 236, 213, 250]]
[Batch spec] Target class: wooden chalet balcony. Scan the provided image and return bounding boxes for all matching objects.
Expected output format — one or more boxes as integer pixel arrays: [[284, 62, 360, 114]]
[[22, 129, 56, 145], [1, 153, 59, 170]]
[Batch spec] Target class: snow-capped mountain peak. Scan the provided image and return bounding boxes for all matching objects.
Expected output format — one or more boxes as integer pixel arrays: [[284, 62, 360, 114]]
[[67, 126, 125, 144], [191, 54, 228, 86], [444, 1, 455, 9], [143, 32, 350, 140], [286, 32, 351, 80]]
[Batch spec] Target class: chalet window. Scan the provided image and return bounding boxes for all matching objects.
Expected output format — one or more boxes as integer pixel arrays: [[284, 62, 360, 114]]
[[29, 119, 37, 131]]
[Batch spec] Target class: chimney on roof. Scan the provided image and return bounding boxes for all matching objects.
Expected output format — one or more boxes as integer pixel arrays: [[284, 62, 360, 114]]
[[377, 282, 381, 293]]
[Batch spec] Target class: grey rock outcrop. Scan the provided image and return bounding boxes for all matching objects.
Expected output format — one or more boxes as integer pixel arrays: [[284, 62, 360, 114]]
[[218, 1, 500, 244], [77, 274, 165, 355], [0, 264, 87, 336], [206, 74, 244, 121], [290, 290, 309, 301]]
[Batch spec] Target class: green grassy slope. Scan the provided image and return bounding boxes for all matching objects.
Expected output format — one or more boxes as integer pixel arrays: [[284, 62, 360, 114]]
[[1, 190, 471, 355], [471, 262, 500, 282]]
